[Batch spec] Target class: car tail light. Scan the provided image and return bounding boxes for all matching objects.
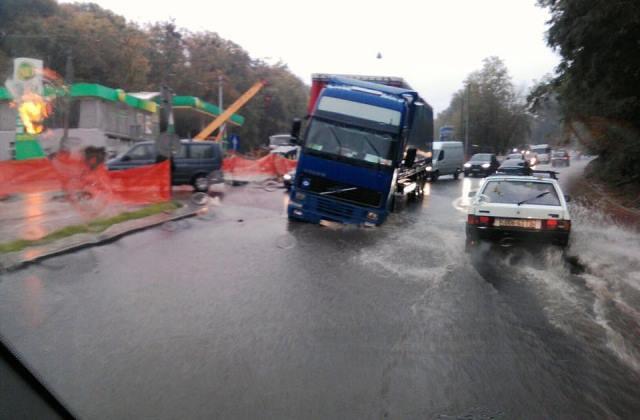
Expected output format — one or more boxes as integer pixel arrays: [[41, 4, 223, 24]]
[[468, 215, 494, 226], [544, 219, 571, 230]]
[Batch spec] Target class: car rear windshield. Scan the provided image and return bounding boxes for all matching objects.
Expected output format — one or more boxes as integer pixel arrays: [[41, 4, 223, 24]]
[[471, 153, 492, 161], [482, 180, 561, 206], [500, 160, 525, 167], [552, 151, 567, 157]]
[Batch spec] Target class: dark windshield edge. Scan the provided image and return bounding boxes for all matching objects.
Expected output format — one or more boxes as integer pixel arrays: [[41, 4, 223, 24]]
[[313, 111, 400, 135], [303, 146, 394, 171], [310, 115, 400, 138]]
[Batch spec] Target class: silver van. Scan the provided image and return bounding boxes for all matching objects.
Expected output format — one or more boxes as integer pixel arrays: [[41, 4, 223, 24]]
[[428, 141, 464, 181]]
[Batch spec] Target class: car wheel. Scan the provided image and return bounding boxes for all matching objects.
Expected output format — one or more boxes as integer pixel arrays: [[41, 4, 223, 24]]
[[453, 170, 460, 180], [193, 175, 210, 192], [430, 171, 439, 182], [464, 171, 470, 177], [465, 237, 476, 253], [411, 180, 424, 201]]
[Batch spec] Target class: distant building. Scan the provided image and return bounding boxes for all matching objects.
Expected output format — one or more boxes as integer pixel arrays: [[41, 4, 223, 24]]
[[0, 84, 244, 160]]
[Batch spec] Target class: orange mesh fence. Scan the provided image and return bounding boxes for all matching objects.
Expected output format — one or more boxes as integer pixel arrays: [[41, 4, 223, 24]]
[[107, 160, 170, 204], [0, 155, 170, 207], [0, 159, 60, 195], [223, 154, 297, 176]]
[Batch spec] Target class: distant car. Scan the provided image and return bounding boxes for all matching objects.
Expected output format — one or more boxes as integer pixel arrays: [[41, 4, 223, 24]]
[[283, 169, 295, 191], [505, 153, 524, 160], [466, 174, 571, 249], [551, 149, 570, 167], [269, 134, 293, 149], [428, 141, 465, 181], [496, 158, 532, 176], [530, 144, 551, 164], [107, 140, 223, 192], [525, 151, 539, 166], [463, 153, 500, 177]]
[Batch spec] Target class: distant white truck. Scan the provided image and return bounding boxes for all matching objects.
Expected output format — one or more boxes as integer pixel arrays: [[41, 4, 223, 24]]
[[530, 144, 552, 164], [269, 134, 299, 159], [427, 141, 464, 181]]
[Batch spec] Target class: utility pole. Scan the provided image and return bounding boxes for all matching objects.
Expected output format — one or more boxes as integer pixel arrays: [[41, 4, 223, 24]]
[[464, 83, 470, 159], [218, 73, 225, 141], [61, 48, 74, 151], [459, 94, 464, 143]]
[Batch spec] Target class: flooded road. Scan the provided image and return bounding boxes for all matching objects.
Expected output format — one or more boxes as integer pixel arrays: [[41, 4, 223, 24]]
[[0, 160, 639, 419]]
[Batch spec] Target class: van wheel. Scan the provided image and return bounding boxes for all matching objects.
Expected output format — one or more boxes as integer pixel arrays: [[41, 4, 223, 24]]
[[453, 170, 460, 180], [193, 175, 210, 192]]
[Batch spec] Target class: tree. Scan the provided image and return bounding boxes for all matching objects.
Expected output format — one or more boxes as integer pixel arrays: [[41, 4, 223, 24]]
[[537, 0, 640, 184], [0, 1, 308, 154], [436, 57, 529, 154]]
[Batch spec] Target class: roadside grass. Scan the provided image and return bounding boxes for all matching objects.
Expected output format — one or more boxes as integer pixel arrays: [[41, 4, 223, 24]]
[[0, 201, 181, 254]]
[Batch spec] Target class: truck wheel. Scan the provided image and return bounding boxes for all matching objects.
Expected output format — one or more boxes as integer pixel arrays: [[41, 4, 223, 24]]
[[411, 180, 425, 201], [193, 175, 210, 192]]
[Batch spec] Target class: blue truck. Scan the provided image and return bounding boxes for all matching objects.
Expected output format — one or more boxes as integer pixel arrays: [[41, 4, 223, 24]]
[[287, 74, 434, 226]]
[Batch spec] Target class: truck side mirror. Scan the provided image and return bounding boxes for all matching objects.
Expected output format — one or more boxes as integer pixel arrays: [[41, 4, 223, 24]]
[[290, 118, 302, 145]]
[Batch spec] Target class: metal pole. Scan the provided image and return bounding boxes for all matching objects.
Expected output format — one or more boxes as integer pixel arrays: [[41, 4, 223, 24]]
[[459, 94, 464, 142], [61, 49, 73, 151], [464, 83, 470, 159], [218, 74, 225, 140]]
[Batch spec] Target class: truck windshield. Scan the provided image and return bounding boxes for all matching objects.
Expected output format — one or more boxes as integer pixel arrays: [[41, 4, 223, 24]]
[[304, 119, 396, 166]]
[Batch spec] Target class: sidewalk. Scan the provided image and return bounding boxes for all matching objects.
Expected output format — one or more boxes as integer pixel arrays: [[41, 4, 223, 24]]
[[0, 193, 202, 272], [0, 191, 135, 243]]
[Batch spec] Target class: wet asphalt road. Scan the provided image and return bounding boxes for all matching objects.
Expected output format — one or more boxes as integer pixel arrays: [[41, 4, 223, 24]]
[[1, 161, 639, 419]]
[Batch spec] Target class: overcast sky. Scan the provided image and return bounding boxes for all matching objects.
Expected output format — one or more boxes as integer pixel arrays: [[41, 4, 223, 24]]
[[61, 0, 559, 114]]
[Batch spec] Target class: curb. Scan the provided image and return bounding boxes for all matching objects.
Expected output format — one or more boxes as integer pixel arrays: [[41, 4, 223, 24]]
[[0, 206, 200, 272]]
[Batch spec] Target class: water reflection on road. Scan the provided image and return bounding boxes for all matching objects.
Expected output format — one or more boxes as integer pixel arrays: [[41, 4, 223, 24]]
[[0, 162, 639, 419]]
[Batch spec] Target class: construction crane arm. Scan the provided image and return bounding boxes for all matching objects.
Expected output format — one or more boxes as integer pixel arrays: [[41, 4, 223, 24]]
[[195, 80, 266, 141]]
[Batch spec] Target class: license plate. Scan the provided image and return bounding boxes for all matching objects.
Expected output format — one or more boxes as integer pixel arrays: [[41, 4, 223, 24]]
[[494, 218, 541, 229]]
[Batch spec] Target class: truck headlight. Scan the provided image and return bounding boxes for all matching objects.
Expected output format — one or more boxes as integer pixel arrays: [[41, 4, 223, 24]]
[[283, 173, 292, 181], [464, 163, 471, 168], [366, 211, 378, 221], [481, 163, 490, 168]]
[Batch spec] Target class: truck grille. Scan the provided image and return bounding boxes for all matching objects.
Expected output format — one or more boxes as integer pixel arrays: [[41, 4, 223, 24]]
[[298, 173, 382, 208], [312, 196, 356, 220]]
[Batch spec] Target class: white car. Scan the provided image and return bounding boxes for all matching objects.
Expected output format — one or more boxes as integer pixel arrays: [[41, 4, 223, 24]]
[[466, 173, 571, 249]]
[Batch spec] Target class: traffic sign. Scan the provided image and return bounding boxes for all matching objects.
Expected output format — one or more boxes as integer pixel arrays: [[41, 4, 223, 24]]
[[230, 134, 239, 151]]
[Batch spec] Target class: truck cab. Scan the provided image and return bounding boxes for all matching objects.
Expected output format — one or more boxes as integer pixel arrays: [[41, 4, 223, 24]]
[[287, 76, 432, 226]]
